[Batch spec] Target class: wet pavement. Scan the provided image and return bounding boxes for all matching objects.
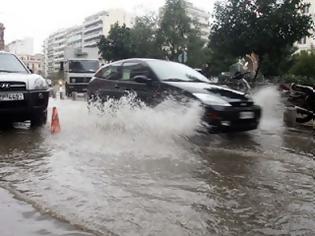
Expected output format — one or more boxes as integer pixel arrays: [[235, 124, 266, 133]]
[[0, 87, 314, 236]]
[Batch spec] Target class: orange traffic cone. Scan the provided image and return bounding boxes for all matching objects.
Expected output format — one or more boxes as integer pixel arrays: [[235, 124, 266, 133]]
[[51, 107, 61, 134]]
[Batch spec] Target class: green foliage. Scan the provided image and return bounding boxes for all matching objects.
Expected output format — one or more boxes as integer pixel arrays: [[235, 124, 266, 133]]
[[290, 50, 315, 79], [279, 74, 315, 86], [209, 0, 314, 77], [98, 23, 133, 61], [130, 14, 163, 59], [205, 50, 237, 76], [158, 0, 192, 60], [261, 46, 297, 76], [98, 0, 208, 69]]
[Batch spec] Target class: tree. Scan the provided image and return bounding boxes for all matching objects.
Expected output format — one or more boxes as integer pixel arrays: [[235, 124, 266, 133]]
[[209, 0, 314, 79], [290, 50, 315, 79], [98, 23, 133, 61], [158, 0, 193, 60], [130, 14, 163, 58]]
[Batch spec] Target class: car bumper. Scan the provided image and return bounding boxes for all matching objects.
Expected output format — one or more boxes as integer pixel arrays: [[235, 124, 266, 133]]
[[0, 90, 49, 122], [66, 83, 88, 93], [204, 105, 262, 133]]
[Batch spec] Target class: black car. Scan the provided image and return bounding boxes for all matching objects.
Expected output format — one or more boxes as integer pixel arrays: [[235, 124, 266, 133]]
[[87, 59, 261, 132]]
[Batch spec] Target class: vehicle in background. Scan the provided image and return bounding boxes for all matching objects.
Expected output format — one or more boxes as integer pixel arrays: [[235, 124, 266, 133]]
[[88, 59, 261, 133], [286, 83, 315, 124], [0, 51, 49, 126], [62, 47, 100, 97]]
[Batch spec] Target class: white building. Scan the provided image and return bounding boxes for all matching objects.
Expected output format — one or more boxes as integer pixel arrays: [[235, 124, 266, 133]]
[[7, 37, 34, 55], [184, 1, 211, 41], [44, 9, 133, 76], [83, 9, 134, 48], [296, 0, 315, 52]]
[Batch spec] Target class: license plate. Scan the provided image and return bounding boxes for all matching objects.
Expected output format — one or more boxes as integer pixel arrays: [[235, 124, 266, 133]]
[[240, 111, 255, 119], [0, 93, 24, 101]]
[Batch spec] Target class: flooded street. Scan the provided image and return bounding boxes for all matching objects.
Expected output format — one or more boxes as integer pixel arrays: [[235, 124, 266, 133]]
[[0, 87, 314, 236]]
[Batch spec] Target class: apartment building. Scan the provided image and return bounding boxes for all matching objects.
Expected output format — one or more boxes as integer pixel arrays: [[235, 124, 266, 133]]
[[44, 9, 134, 76], [19, 54, 44, 75], [83, 9, 134, 48], [184, 1, 211, 41], [7, 37, 34, 55], [296, 0, 315, 52]]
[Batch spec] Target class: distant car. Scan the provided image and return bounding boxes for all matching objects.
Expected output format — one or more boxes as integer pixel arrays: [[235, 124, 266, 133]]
[[0, 51, 49, 126], [88, 59, 261, 132]]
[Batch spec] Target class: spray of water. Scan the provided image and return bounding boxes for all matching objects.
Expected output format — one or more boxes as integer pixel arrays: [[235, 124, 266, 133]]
[[47, 94, 204, 158], [253, 86, 283, 131]]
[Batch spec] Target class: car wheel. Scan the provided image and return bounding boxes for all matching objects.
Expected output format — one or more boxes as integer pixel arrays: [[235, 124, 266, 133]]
[[31, 110, 48, 127]]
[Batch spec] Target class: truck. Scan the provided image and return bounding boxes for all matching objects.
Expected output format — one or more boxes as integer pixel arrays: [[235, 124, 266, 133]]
[[62, 47, 100, 97]]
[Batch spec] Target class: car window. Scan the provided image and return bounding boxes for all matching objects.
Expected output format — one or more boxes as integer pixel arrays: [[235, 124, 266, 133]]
[[0, 54, 28, 74], [147, 60, 209, 83], [121, 62, 151, 81], [95, 65, 121, 80]]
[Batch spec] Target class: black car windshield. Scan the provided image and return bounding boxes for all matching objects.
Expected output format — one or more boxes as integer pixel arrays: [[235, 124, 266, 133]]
[[147, 60, 209, 83], [0, 54, 28, 74], [69, 60, 99, 73]]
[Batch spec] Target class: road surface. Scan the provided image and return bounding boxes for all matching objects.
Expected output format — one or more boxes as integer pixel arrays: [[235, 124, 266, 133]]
[[0, 87, 314, 236]]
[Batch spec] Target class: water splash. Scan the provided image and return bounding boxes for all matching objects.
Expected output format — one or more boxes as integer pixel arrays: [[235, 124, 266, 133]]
[[253, 86, 283, 131], [47, 94, 204, 158]]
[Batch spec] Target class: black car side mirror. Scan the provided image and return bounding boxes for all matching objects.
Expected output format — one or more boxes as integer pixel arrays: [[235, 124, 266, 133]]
[[134, 75, 152, 84]]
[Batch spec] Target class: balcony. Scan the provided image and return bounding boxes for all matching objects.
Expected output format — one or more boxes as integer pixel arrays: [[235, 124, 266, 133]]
[[83, 32, 102, 42]]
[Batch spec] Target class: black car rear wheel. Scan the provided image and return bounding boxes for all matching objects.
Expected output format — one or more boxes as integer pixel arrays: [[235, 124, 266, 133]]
[[31, 110, 48, 127]]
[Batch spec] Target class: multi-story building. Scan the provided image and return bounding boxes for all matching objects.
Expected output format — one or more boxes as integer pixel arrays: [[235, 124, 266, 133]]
[[184, 1, 211, 41], [7, 37, 34, 55], [43, 26, 83, 76], [44, 9, 133, 76], [83, 9, 134, 48], [296, 0, 315, 52], [83, 11, 108, 48], [19, 54, 44, 75]]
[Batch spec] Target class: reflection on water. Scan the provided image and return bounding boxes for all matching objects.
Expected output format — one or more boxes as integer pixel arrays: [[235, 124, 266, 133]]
[[0, 87, 314, 236]]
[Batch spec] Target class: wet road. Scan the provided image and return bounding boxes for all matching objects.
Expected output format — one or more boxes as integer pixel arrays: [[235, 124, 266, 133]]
[[0, 87, 314, 236]]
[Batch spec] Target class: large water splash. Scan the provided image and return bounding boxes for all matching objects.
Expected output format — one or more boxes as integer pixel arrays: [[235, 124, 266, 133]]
[[48, 94, 204, 158], [253, 86, 283, 131]]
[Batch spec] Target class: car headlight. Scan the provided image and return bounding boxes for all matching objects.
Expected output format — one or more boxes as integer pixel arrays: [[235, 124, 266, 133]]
[[193, 93, 231, 107], [33, 78, 48, 90]]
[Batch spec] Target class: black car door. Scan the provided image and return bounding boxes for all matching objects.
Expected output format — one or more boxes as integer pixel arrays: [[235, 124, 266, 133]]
[[116, 61, 159, 104], [90, 63, 123, 100]]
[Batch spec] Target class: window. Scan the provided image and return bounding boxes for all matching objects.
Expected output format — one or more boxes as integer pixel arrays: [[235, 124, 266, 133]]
[[147, 60, 210, 83], [95, 65, 121, 80], [121, 62, 151, 81], [0, 54, 28, 74], [303, 5, 310, 14], [299, 37, 307, 44]]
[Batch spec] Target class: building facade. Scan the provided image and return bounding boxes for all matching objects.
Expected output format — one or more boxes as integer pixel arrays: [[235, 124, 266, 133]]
[[184, 1, 211, 41], [296, 0, 315, 52], [44, 9, 134, 77], [19, 54, 44, 75], [7, 37, 34, 55], [83, 9, 133, 48]]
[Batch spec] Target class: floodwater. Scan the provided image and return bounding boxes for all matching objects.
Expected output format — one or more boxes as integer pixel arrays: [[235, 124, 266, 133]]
[[0, 87, 314, 236]]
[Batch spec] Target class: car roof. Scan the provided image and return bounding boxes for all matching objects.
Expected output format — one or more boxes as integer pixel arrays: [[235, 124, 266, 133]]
[[105, 58, 172, 67]]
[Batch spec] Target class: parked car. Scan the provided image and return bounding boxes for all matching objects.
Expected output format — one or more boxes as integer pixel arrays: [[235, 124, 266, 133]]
[[88, 59, 261, 132], [0, 51, 49, 126]]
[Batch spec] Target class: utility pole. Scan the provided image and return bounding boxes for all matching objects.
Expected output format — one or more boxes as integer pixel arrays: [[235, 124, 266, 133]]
[[0, 22, 5, 51]]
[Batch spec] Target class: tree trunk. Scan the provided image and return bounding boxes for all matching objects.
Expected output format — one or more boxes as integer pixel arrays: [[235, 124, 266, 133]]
[[254, 55, 262, 82]]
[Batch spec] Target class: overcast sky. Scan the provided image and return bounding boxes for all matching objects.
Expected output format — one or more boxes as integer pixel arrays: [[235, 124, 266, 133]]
[[0, 0, 215, 53]]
